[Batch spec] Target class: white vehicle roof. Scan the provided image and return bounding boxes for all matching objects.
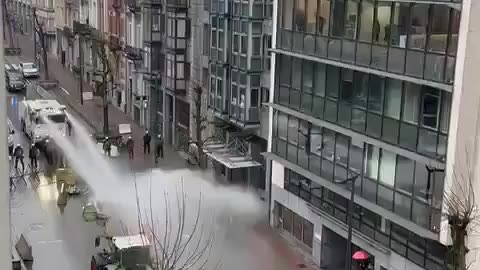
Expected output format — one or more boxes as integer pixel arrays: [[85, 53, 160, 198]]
[[112, 234, 150, 249], [24, 100, 66, 112]]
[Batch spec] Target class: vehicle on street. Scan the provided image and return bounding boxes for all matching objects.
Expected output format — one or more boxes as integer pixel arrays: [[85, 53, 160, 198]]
[[19, 99, 67, 146], [5, 68, 26, 92], [19, 62, 39, 78], [91, 234, 152, 270]]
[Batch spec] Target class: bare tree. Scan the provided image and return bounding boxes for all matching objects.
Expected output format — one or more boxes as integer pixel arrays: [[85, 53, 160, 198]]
[[189, 82, 209, 168], [444, 157, 480, 270], [33, 8, 49, 80], [134, 179, 219, 270]]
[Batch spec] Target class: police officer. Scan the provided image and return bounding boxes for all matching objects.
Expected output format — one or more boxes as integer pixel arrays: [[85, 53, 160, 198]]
[[155, 134, 164, 162], [13, 144, 25, 171], [127, 136, 134, 160], [29, 143, 40, 169], [143, 130, 151, 155]]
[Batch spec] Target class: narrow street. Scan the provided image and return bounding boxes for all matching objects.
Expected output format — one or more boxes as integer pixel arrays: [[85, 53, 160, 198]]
[[7, 32, 320, 270]]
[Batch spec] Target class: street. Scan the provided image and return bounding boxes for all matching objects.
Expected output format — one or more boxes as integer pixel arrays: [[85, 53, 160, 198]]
[[5, 34, 320, 270]]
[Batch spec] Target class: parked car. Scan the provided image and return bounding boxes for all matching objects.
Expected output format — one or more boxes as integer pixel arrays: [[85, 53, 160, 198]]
[[19, 62, 39, 78], [5, 70, 26, 92]]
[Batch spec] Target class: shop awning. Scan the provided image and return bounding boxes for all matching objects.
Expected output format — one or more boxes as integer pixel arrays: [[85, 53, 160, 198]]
[[203, 139, 262, 169]]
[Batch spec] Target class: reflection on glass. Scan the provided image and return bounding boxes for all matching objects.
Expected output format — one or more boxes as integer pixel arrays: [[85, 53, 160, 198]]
[[366, 144, 379, 180], [395, 156, 414, 194], [390, 3, 409, 48], [314, 63, 326, 97], [353, 72, 368, 109], [428, 5, 450, 53], [375, 2, 391, 45], [448, 10, 460, 56], [385, 79, 402, 119], [331, 0, 346, 37], [306, 0, 317, 33], [294, 0, 306, 31], [408, 4, 428, 50], [344, 0, 359, 39], [402, 83, 421, 124], [318, 0, 331, 36], [368, 75, 385, 114], [379, 150, 396, 187], [359, 0, 374, 42], [282, 0, 294, 29]]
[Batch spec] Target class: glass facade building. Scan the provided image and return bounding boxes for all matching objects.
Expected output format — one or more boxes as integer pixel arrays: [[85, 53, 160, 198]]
[[267, 0, 461, 269]]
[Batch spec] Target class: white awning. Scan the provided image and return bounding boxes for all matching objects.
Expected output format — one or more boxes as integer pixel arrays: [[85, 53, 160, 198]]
[[113, 234, 150, 249], [204, 143, 262, 169]]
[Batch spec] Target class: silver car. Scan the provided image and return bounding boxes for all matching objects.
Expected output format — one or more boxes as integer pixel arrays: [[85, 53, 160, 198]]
[[20, 62, 39, 78]]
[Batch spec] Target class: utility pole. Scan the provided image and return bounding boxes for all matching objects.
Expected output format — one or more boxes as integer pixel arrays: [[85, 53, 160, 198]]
[[79, 35, 84, 105], [33, 9, 36, 66]]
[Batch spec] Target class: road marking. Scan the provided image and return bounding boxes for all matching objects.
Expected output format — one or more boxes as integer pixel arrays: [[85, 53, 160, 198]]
[[60, 87, 70, 95]]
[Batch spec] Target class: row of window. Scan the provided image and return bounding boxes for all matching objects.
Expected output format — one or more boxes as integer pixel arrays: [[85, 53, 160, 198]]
[[275, 54, 451, 160], [278, 0, 460, 83], [273, 111, 445, 231], [277, 168, 448, 270], [276, 203, 314, 248], [210, 0, 267, 18]]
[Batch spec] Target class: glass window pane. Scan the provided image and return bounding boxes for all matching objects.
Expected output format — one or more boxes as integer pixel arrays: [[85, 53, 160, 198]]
[[279, 55, 291, 85], [326, 66, 340, 99], [306, 0, 317, 33], [375, 2, 392, 45], [421, 89, 440, 129], [399, 122, 418, 151], [318, 0, 331, 36], [340, 69, 354, 103], [283, 0, 294, 30], [335, 134, 350, 180], [314, 63, 326, 97], [351, 108, 366, 132], [338, 103, 352, 127], [379, 150, 396, 187], [395, 155, 414, 194], [331, 0, 346, 37], [368, 75, 385, 114], [278, 112, 288, 139], [349, 138, 364, 174], [385, 79, 402, 119], [362, 177, 377, 202], [301, 93, 313, 113], [414, 161, 430, 200], [394, 192, 411, 219], [292, 58, 302, 89], [365, 144, 379, 180], [428, 5, 450, 53], [325, 100, 338, 122], [359, 0, 374, 42], [440, 92, 451, 134], [310, 125, 323, 156], [294, 0, 306, 32], [448, 10, 460, 56], [383, 118, 400, 144], [402, 83, 421, 124], [283, 207, 293, 233], [353, 72, 368, 109], [412, 200, 430, 228], [344, 0, 359, 39], [313, 96, 325, 118], [303, 61, 314, 93], [290, 90, 301, 109], [288, 116, 299, 144], [408, 4, 428, 50], [366, 113, 382, 138], [378, 184, 394, 210], [418, 128, 437, 157], [303, 219, 314, 247], [390, 3, 409, 48], [288, 143, 298, 163]]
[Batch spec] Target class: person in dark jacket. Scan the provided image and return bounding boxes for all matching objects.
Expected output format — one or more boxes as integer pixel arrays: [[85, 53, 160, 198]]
[[13, 144, 25, 171], [143, 130, 151, 155], [29, 144, 40, 169], [155, 134, 164, 163], [66, 120, 72, 136], [103, 137, 112, 157], [127, 136, 134, 160]]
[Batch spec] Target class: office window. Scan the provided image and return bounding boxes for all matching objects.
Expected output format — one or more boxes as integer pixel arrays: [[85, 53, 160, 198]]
[[326, 66, 340, 99], [310, 125, 323, 156], [408, 4, 428, 50], [317, 0, 330, 36], [384, 79, 402, 120], [292, 58, 302, 90], [303, 61, 314, 93], [331, 0, 345, 37], [448, 10, 460, 56], [313, 63, 326, 97], [368, 75, 385, 114], [349, 138, 363, 174], [294, 0, 306, 32], [344, 0, 359, 39], [359, 0, 374, 42], [282, 0, 294, 30], [306, 0, 317, 33], [366, 144, 379, 180], [203, 24, 210, 55], [402, 83, 421, 124], [395, 156, 414, 194], [421, 89, 440, 129], [440, 92, 451, 133], [251, 89, 259, 107], [353, 72, 368, 109], [428, 5, 450, 53], [379, 150, 396, 187], [288, 116, 299, 144], [390, 3, 409, 47]]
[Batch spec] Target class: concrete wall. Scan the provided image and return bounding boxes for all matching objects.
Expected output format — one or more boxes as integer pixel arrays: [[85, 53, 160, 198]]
[[442, 0, 480, 267]]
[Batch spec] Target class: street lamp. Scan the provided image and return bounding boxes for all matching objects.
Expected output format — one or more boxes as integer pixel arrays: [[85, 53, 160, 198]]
[[334, 173, 359, 270]]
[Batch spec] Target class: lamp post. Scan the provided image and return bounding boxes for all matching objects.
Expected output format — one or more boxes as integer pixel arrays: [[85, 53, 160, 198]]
[[334, 173, 359, 270]]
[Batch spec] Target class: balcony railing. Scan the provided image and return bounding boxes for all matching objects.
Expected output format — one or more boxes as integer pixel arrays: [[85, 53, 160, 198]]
[[127, 0, 141, 12], [124, 45, 143, 61]]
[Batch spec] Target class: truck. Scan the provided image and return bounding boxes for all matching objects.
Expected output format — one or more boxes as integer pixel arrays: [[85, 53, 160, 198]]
[[91, 234, 153, 270], [19, 99, 68, 146]]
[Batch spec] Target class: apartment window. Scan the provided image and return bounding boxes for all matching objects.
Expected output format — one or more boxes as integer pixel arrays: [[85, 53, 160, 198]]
[[282, 0, 293, 29], [251, 89, 259, 107], [203, 24, 210, 55]]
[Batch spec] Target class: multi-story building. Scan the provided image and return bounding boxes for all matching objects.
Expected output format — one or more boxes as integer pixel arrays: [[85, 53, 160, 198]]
[[264, 0, 480, 269], [13, 0, 33, 34], [54, 0, 79, 67], [32, 0, 56, 54], [204, 0, 273, 194]]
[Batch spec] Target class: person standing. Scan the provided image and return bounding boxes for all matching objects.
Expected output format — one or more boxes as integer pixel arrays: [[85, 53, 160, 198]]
[[155, 134, 164, 163], [66, 120, 72, 136], [13, 144, 25, 171], [127, 136, 135, 160], [103, 137, 112, 157], [29, 144, 40, 169], [143, 130, 151, 155]]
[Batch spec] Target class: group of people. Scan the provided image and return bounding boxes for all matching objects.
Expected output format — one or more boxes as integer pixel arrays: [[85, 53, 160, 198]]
[[102, 130, 164, 162], [11, 143, 40, 172]]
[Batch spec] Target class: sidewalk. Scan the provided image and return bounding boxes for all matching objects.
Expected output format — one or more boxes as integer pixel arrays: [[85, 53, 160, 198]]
[[15, 33, 158, 170]]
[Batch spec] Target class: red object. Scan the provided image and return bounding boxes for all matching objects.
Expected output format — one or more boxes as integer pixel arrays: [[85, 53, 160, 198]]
[[352, 250, 369, 261]]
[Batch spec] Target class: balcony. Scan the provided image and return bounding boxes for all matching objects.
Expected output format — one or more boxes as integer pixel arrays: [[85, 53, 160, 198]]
[[124, 45, 143, 61], [166, 0, 188, 8], [127, 0, 141, 13], [109, 35, 122, 51]]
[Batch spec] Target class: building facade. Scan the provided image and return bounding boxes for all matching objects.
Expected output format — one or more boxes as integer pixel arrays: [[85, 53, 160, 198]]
[[204, 0, 273, 194], [33, 0, 57, 54], [265, 0, 475, 269]]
